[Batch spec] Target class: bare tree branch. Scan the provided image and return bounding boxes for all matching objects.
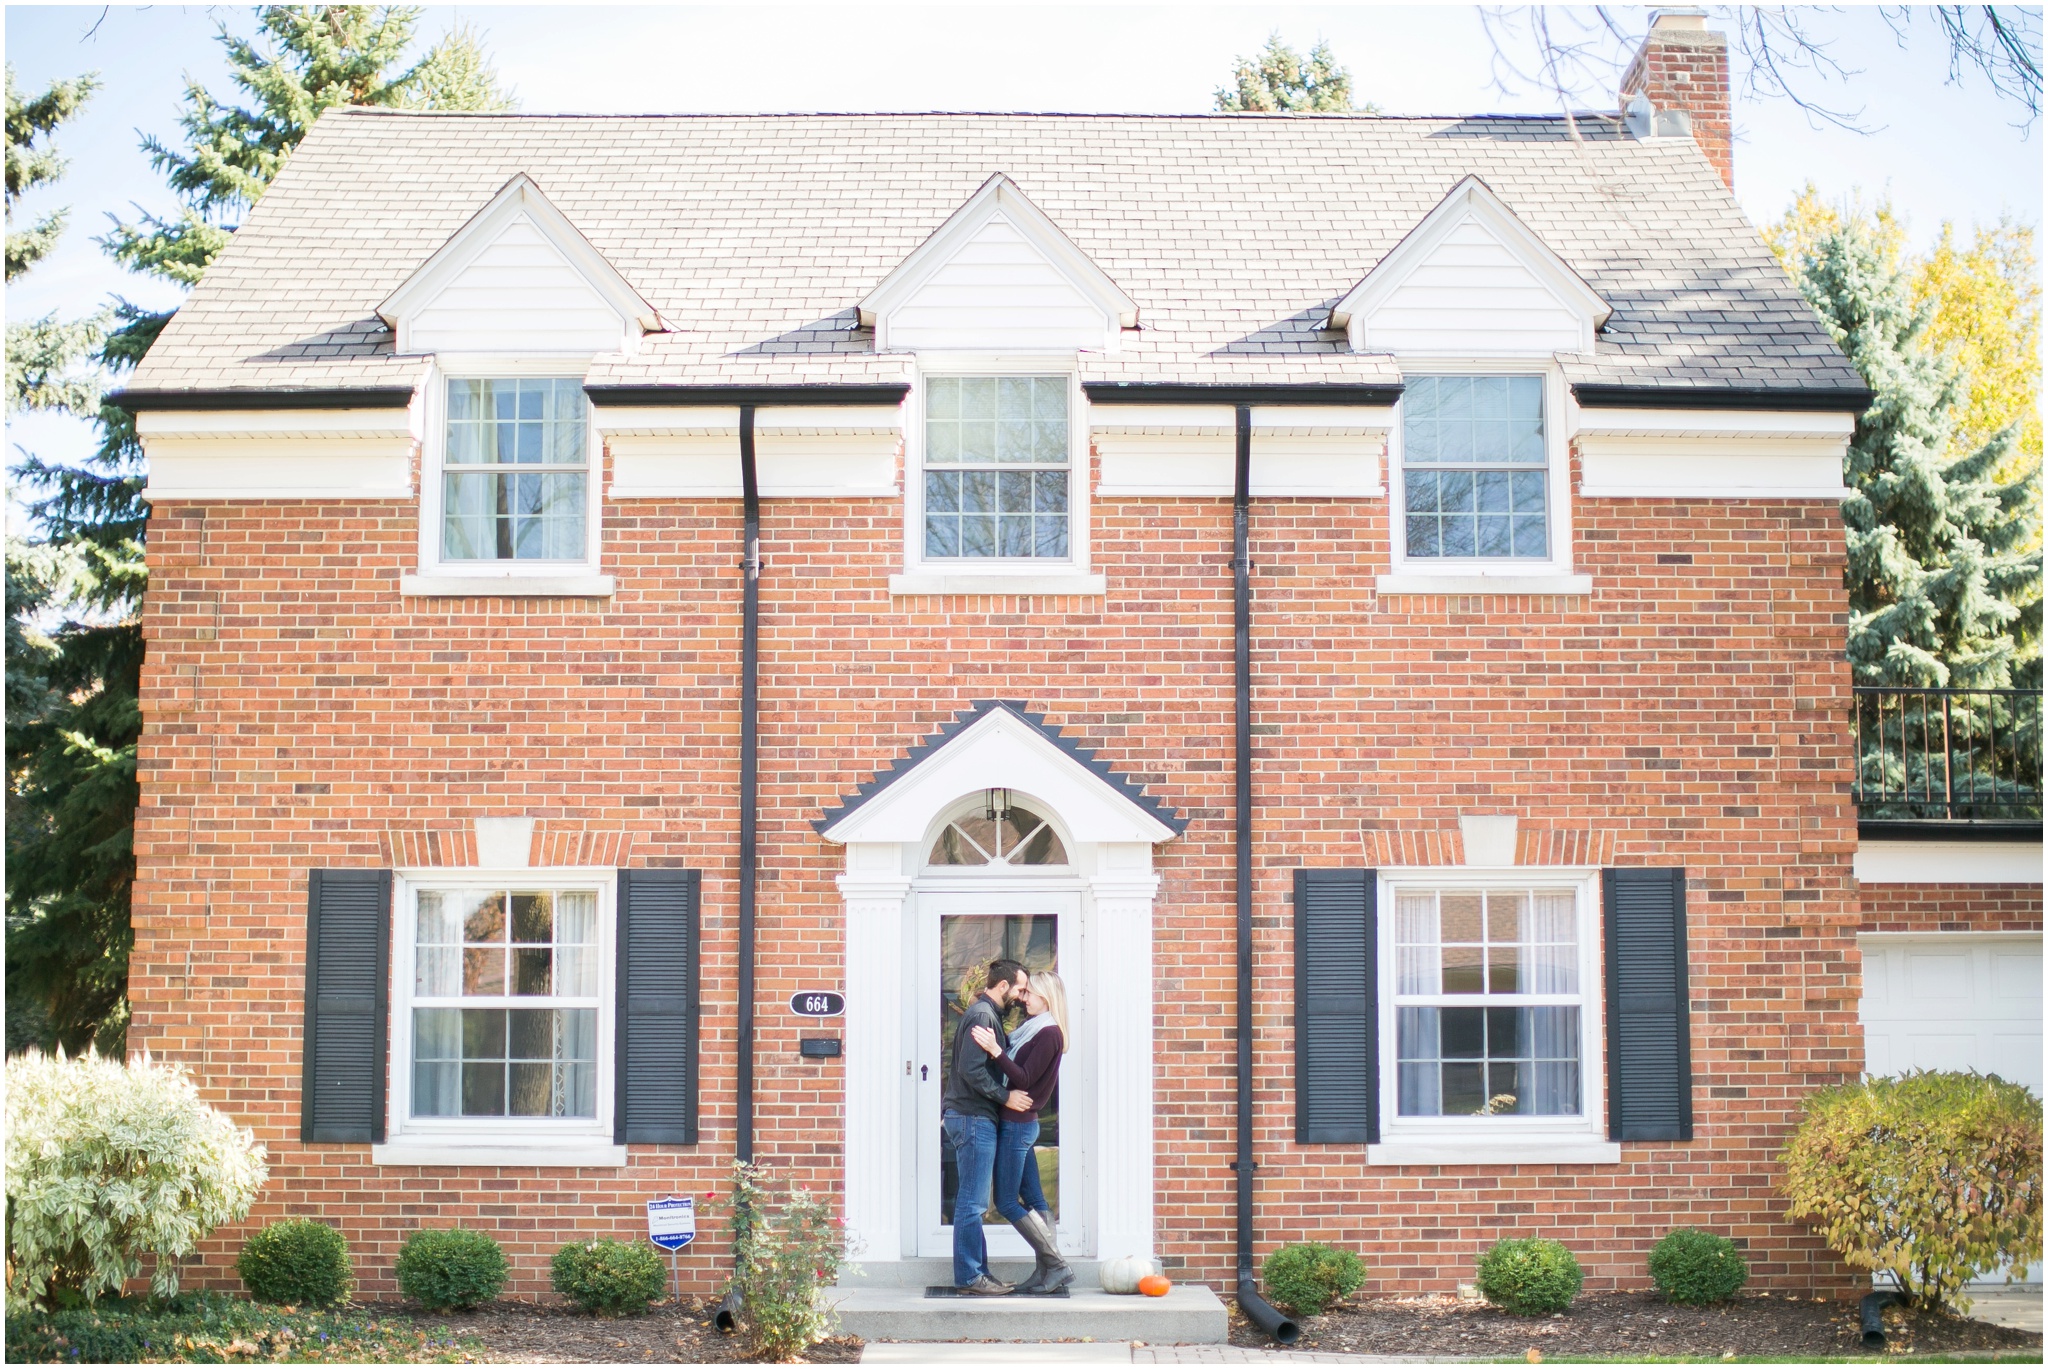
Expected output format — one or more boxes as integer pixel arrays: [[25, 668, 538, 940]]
[[1885, 6, 2043, 125]]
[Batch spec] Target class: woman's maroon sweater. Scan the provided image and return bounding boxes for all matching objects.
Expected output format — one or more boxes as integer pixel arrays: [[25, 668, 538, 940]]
[[990, 1023, 1064, 1123]]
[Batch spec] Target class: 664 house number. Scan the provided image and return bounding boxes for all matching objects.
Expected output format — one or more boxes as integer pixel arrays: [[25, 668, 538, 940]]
[[790, 990, 845, 1017]]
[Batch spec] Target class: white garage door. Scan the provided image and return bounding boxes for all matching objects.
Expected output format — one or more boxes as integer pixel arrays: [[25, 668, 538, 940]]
[[1860, 932, 2042, 1285], [1860, 933, 2042, 1094]]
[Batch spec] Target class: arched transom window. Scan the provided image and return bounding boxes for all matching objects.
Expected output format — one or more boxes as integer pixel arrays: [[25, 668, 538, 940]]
[[928, 791, 1069, 867]]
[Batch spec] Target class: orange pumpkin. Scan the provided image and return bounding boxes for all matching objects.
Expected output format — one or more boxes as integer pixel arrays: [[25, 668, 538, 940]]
[[1138, 1274, 1171, 1297]]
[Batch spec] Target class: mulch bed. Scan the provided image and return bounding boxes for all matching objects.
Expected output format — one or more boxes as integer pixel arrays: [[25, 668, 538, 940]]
[[1227, 1289, 2043, 1361], [363, 1300, 862, 1364]]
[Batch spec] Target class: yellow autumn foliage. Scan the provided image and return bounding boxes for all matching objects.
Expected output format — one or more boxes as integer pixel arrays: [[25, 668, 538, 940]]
[[1764, 184, 2041, 486]]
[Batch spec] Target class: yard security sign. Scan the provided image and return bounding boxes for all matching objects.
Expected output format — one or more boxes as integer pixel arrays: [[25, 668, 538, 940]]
[[647, 1196, 696, 1249]]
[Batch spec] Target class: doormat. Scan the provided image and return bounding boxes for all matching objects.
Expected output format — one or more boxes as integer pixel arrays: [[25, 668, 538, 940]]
[[924, 1284, 1071, 1298]]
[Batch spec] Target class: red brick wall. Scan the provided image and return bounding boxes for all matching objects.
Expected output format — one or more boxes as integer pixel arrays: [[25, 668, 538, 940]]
[[130, 440, 1863, 1300], [1621, 23, 1734, 189], [1859, 882, 2044, 934]]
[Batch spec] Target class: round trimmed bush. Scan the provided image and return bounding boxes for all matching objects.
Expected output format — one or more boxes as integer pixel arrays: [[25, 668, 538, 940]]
[[236, 1218, 353, 1307], [1649, 1228, 1748, 1305], [394, 1228, 507, 1311], [1261, 1241, 1368, 1317], [1475, 1237, 1583, 1316], [551, 1238, 667, 1316]]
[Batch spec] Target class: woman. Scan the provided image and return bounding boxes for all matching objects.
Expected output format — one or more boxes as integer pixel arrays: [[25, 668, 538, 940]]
[[970, 969, 1071, 1294]]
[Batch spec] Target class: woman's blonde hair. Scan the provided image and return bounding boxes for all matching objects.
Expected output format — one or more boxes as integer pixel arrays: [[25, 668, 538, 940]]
[[1029, 970, 1070, 1054]]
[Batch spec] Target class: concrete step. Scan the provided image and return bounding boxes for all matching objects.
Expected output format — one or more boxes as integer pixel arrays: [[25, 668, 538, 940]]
[[827, 1282, 1227, 1345], [838, 1256, 1104, 1288]]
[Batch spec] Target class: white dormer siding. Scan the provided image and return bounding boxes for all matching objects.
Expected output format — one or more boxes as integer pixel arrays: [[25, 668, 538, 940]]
[[1331, 176, 1610, 358], [882, 213, 1112, 353], [403, 214, 630, 355], [378, 173, 662, 358], [1361, 217, 1589, 355], [861, 173, 1137, 355]]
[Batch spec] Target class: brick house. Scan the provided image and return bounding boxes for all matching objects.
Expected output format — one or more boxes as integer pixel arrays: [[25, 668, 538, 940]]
[[120, 12, 2039, 1336]]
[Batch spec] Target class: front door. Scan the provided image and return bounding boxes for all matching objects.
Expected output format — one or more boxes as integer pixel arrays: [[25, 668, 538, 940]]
[[914, 889, 1078, 1259]]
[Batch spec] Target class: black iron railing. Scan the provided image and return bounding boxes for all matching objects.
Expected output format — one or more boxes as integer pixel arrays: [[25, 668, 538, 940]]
[[1853, 686, 2042, 823]]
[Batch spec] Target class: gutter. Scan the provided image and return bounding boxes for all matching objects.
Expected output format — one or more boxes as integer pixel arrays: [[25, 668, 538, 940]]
[[716, 403, 763, 1335], [1569, 383, 1874, 413], [1230, 402, 1300, 1347], [583, 383, 910, 408], [111, 386, 417, 411], [1085, 382, 1402, 407]]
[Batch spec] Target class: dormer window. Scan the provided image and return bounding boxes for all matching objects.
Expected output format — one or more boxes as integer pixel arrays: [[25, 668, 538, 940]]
[[923, 377, 1071, 560], [441, 378, 591, 563]]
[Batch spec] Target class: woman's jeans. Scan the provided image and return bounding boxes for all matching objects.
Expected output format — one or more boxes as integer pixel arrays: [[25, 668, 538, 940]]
[[992, 1117, 1047, 1225], [943, 1111, 998, 1286]]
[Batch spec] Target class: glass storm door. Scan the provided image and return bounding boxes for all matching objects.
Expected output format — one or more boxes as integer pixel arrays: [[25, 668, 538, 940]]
[[914, 891, 1071, 1259]]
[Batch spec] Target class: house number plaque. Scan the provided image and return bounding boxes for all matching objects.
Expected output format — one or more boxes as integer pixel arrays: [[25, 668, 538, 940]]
[[789, 990, 845, 1017]]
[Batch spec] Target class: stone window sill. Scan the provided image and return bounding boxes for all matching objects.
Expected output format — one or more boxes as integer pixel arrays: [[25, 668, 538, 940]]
[[400, 573, 616, 599], [889, 572, 1107, 597], [1375, 572, 1593, 597], [370, 1140, 628, 1168], [1368, 1137, 1621, 1166]]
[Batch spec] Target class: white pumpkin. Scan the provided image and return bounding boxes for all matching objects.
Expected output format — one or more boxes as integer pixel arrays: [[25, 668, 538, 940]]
[[1099, 1255, 1158, 1295]]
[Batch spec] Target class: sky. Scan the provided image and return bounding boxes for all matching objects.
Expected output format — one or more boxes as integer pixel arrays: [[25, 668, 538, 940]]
[[5, 1, 2043, 479]]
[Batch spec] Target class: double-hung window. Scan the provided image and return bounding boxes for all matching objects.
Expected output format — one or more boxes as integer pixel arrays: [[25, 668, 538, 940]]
[[441, 377, 590, 564], [1400, 375, 1548, 560], [922, 376, 1071, 560], [1393, 886, 1584, 1119], [401, 882, 609, 1133]]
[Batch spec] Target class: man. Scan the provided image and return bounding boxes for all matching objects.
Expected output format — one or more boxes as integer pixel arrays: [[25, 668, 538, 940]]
[[942, 957, 1034, 1294]]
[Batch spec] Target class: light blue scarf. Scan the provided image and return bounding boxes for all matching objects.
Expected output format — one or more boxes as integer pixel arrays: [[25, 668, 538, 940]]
[[1006, 1010, 1055, 1058]]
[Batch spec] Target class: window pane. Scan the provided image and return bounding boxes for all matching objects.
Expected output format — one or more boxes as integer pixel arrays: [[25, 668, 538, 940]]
[[959, 515, 997, 557], [462, 1061, 506, 1115], [511, 893, 552, 944], [462, 892, 506, 944], [463, 947, 507, 995], [1393, 1003, 1581, 1116], [1402, 375, 1547, 559], [1395, 892, 1438, 994], [925, 515, 960, 558], [557, 892, 596, 944], [512, 948, 552, 995], [1441, 893, 1482, 943]]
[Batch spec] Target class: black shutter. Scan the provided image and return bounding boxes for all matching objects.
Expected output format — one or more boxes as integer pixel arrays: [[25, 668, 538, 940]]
[[301, 868, 391, 1144], [615, 868, 700, 1145], [1294, 868, 1378, 1144], [1603, 867, 1692, 1141]]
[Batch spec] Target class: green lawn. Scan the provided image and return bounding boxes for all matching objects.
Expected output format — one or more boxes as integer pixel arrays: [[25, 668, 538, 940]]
[[5, 1292, 480, 1364]]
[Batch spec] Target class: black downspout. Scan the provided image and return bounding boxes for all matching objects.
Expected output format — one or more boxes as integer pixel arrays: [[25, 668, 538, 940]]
[[716, 403, 761, 1335], [1231, 403, 1299, 1345]]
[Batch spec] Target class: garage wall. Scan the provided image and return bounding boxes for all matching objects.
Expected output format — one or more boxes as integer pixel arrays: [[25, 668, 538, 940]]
[[1861, 882, 2043, 934]]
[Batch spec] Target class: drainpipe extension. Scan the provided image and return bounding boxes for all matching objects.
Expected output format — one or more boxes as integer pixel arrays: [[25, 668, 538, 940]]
[[1230, 403, 1300, 1346], [1860, 1289, 1910, 1348], [716, 403, 762, 1334]]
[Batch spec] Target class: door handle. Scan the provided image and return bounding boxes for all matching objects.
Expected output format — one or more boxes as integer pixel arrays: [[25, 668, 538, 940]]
[[921, 1065, 929, 1082]]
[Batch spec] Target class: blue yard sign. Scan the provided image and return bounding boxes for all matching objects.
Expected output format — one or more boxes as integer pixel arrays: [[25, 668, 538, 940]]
[[647, 1196, 696, 1251]]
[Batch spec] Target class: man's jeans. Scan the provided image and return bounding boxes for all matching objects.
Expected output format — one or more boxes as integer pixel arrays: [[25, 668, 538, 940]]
[[943, 1110, 998, 1286], [992, 1117, 1045, 1225]]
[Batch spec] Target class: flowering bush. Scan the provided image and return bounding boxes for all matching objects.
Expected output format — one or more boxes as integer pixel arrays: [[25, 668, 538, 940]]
[[4, 1050, 268, 1304], [1780, 1070, 2042, 1310]]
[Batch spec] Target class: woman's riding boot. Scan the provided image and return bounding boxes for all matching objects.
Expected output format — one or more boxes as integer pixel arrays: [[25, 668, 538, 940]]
[[1011, 1209, 1071, 1294]]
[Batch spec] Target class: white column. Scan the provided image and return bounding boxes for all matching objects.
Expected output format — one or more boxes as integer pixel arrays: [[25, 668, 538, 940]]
[[1089, 845, 1161, 1262], [839, 847, 912, 1266]]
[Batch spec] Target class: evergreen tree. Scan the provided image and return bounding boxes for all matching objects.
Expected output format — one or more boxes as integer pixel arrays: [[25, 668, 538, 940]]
[[6, 8, 514, 1053], [1214, 33, 1371, 113], [1788, 218, 2042, 819]]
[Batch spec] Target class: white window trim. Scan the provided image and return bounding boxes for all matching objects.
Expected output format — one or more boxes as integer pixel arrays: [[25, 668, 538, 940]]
[[374, 866, 626, 1168], [892, 354, 1102, 598], [1378, 365, 1590, 598], [1369, 867, 1619, 1166], [405, 356, 614, 599]]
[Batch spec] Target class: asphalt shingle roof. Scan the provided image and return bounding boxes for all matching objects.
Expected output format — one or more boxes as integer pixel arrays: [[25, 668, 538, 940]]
[[130, 109, 1863, 397]]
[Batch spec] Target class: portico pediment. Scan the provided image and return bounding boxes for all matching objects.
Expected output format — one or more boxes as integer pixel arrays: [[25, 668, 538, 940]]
[[815, 699, 1182, 846]]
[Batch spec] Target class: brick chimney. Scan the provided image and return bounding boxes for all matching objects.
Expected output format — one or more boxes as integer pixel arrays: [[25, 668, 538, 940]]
[[1619, 8, 1733, 189]]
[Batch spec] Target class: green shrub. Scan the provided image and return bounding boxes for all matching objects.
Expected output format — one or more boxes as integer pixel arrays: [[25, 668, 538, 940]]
[[1647, 1228, 1747, 1305], [3, 1290, 477, 1364], [1260, 1242, 1367, 1316], [237, 1218, 353, 1307], [1779, 1070, 2042, 1311], [1475, 1237, 1583, 1315], [395, 1228, 508, 1311], [3, 1050, 268, 1304], [712, 1160, 850, 1361], [551, 1237, 668, 1315]]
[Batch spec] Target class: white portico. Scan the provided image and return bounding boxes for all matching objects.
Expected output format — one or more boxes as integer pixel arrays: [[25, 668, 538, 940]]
[[816, 700, 1182, 1269]]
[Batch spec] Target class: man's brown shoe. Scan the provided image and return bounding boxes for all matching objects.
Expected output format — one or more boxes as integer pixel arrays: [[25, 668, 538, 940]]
[[958, 1276, 1014, 1296]]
